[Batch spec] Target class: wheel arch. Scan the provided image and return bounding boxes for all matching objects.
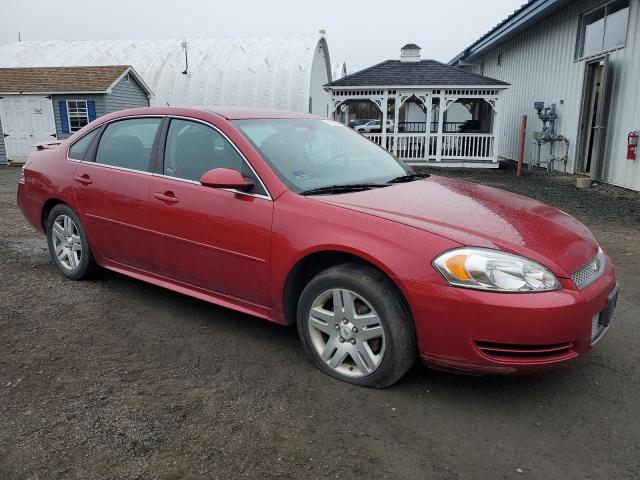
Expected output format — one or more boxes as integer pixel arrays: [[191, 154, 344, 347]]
[[282, 248, 413, 326], [41, 198, 68, 230]]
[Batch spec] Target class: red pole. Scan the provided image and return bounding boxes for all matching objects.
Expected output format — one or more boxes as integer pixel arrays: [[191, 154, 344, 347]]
[[517, 115, 527, 177]]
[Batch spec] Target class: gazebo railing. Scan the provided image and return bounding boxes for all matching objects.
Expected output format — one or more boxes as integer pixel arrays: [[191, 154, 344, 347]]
[[362, 133, 382, 145], [362, 133, 394, 151], [362, 132, 495, 161], [394, 134, 437, 160], [398, 122, 466, 134], [441, 133, 494, 160]]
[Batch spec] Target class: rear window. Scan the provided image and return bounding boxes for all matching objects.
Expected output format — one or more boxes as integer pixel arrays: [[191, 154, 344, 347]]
[[95, 118, 162, 171], [68, 129, 98, 161]]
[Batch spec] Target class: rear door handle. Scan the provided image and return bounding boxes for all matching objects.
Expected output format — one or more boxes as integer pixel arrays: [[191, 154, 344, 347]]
[[73, 174, 92, 185], [153, 191, 179, 204]]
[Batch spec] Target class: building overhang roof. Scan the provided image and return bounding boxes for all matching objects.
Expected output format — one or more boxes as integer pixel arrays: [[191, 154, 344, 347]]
[[449, 0, 575, 65]]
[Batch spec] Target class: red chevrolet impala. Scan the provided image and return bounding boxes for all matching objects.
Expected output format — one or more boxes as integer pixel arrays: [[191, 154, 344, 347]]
[[17, 107, 618, 387]]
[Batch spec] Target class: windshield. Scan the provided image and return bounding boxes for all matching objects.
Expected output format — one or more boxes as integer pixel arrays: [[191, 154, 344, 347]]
[[233, 119, 410, 193]]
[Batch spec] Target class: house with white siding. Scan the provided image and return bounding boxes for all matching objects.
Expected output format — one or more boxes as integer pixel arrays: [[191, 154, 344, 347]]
[[451, 0, 640, 191], [0, 65, 152, 164]]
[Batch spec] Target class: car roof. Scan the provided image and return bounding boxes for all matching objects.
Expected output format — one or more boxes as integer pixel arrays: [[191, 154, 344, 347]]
[[198, 106, 319, 120], [101, 106, 320, 125]]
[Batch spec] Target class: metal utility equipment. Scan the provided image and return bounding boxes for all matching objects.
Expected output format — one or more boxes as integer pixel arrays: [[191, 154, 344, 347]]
[[531, 102, 570, 173]]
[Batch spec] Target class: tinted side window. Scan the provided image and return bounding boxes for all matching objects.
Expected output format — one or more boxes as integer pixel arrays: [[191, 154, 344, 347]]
[[95, 118, 161, 171], [68, 129, 98, 160], [164, 119, 264, 194]]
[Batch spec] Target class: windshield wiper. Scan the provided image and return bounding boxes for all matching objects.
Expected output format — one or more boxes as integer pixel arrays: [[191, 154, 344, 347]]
[[299, 183, 389, 196], [387, 172, 430, 184]]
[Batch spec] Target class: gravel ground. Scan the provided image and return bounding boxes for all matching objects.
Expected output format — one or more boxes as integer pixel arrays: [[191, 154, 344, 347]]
[[1, 163, 639, 480]]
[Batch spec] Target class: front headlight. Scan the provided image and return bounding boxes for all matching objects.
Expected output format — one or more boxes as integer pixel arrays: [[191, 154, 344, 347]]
[[433, 248, 560, 292]]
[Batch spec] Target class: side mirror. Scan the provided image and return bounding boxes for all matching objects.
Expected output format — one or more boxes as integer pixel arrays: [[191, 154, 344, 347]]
[[199, 168, 253, 191]]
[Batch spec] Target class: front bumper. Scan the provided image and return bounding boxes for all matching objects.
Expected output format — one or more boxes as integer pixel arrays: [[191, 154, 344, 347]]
[[401, 259, 617, 374]]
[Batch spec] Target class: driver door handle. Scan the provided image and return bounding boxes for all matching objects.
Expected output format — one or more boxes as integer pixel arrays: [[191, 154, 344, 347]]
[[73, 174, 93, 185], [153, 191, 179, 204]]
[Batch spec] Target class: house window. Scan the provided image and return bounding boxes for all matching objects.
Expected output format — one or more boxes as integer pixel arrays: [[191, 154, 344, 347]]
[[66, 100, 89, 132], [578, 0, 630, 58]]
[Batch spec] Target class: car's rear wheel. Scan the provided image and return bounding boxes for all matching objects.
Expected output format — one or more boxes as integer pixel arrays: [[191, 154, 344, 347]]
[[46, 204, 96, 280], [297, 263, 416, 388]]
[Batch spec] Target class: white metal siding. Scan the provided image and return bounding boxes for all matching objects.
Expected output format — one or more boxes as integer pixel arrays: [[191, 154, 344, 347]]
[[476, 0, 640, 190], [0, 37, 332, 116]]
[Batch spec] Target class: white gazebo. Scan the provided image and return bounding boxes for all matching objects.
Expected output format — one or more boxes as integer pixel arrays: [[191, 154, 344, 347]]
[[324, 44, 509, 167]]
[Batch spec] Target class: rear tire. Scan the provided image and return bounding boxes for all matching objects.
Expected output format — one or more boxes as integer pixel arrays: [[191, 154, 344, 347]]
[[46, 204, 96, 280], [297, 263, 416, 388]]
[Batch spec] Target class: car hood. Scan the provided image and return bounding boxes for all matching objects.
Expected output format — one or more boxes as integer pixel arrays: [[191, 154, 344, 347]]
[[312, 176, 598, 277]]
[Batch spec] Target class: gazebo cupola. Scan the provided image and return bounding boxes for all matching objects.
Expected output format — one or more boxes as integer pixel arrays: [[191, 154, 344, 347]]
[[400, 43, 421, 62], [324, 44, 509, 168]]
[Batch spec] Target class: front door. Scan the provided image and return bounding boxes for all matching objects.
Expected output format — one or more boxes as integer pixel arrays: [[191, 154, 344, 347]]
[[72, 117, 163, 271], [147, 118, 273, 305], [577, 56, 611, 178], [0, 95, 56, 162]]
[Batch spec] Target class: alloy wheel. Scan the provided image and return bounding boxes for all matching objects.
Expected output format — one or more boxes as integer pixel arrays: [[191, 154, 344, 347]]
[[307, 288, 386, 377], [51, 214, 82, 270]]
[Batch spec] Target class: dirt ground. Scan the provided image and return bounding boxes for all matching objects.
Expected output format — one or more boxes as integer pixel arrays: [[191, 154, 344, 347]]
[[1, 163, 639, 480]]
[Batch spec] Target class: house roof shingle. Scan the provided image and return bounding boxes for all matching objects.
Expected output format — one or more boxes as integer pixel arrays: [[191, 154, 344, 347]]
[[0, 65, 132, 93], [324, 59, 509, 88]]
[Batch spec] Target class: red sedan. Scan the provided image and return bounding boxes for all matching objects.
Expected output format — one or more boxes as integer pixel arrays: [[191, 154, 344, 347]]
[[17, 107, 618, 387]]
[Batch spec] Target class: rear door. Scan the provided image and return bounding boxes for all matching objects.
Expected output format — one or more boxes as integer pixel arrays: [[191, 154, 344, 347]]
[[146, 117, 273, 305], [71, 116, 163, 271]]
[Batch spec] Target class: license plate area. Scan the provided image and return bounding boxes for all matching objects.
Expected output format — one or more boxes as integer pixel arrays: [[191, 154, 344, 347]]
[[591, 284, 619, 345]]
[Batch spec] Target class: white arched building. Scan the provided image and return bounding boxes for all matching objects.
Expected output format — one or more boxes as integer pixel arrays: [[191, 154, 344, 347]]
[[0, 35, 333, 116]]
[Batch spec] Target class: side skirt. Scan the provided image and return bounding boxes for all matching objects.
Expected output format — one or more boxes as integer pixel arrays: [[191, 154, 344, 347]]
[[99, 259, 279, 324]]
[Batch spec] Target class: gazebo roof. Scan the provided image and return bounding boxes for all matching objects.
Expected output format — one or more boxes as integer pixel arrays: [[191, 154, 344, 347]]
[[325, 59, 509, 88]]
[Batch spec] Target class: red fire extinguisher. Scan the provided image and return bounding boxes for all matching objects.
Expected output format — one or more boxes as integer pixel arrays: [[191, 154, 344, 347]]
[[628, 131, 639, 160]]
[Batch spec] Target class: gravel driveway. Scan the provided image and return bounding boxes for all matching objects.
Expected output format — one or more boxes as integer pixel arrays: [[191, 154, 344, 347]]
[[1, 164, 638, 479]]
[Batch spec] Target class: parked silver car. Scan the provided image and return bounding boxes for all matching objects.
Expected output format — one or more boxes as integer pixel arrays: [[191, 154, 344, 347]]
[[354, 119, 394, 133]]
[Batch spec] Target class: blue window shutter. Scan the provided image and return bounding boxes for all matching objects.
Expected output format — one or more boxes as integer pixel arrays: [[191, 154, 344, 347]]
[[59, 101, 69, 134], [87, 100, 96, 122]]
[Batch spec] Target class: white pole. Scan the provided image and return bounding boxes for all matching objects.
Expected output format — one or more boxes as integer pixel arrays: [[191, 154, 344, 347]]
[[436, 97, 445, 162], [392, 93, 400, 156], [424, 93, 432, 161], [491, 97, 501, 163], [381, 91, 389, 151]]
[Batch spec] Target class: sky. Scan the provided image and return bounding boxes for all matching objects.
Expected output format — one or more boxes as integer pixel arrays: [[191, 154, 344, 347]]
[[0, 0, 525, 71]]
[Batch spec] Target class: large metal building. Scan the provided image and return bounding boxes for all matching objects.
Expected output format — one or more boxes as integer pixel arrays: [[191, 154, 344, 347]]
[[451, 0, 640, 191], [0, 35, 333, 116]]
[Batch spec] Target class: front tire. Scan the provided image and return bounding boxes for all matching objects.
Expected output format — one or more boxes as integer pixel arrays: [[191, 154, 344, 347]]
[[46, 204, 96, 280], [297, 263, 416, 388]]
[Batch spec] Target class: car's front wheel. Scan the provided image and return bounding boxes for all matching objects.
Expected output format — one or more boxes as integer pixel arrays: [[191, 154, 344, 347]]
[[46, 204, 96, 280], [297, 263, 416, 388]]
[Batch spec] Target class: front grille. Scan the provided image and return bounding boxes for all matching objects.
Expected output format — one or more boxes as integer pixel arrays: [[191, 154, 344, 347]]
[[571, 251, 604, 289], [475, 340, 575, 362]]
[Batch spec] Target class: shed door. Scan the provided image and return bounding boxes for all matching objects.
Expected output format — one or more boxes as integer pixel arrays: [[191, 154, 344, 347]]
[[0, 95, 56, 161]]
